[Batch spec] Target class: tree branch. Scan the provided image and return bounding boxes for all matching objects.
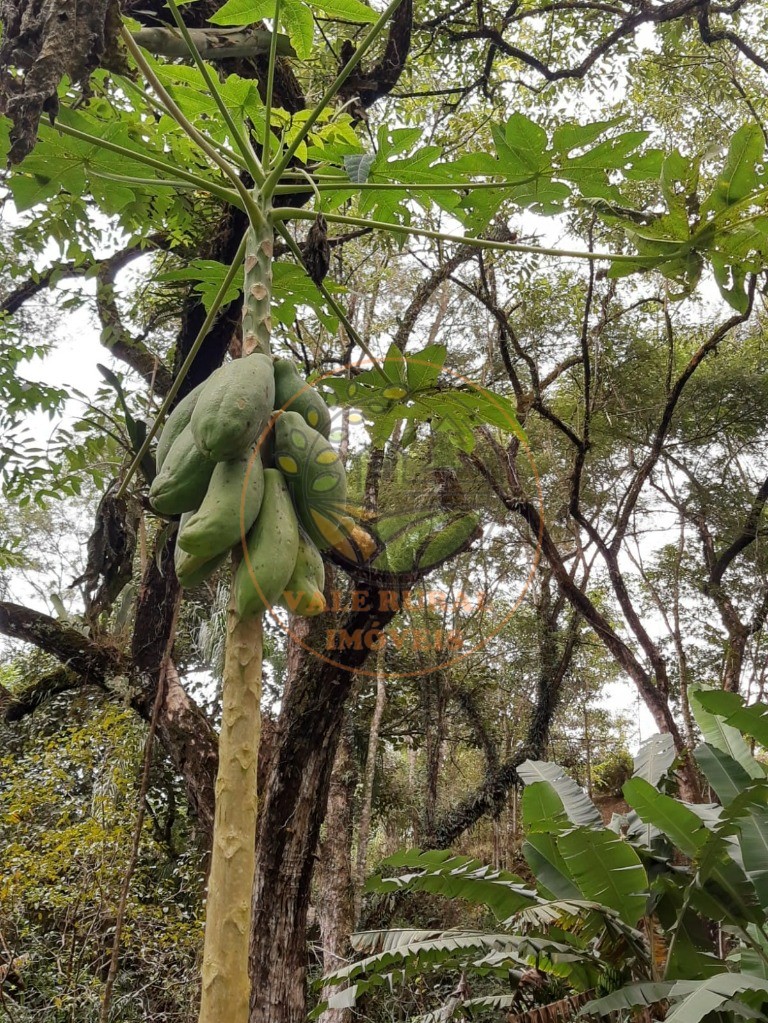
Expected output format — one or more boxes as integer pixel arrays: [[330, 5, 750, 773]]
[[339, 0, 413, 108], [710, 473, 768, 587], [612, 282, 755, 552], [436, 0, 768, 91], [95, 244, 174, 393], [432, 598, 579, 848], [130, 26, 295, 60], [1, 666, 96, 722], [0, 600, 125, 679]]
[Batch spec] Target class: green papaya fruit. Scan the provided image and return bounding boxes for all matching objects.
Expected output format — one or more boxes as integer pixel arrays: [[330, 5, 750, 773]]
[[149, 423, 216, 515], [273, 359, 332, 439], [177, 449, 264, 559], [155, 381, 206, 472], [280, 530, 326, 617], [191, 353, 275, 461], [175, 514, 228, 587], [373, 511, 480, 573], [274, 411, 348, 550], [234, 468, 299, 618]]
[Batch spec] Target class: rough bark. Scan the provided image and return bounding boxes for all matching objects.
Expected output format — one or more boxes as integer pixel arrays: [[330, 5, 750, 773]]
[[316, 721, 357, 1023], [0, 600, 124, 680], [422, 671, 448, 846], [354, 656, 386, 920], [249, 586, 396, 1023], [338, 0, 413, 110], [120, 0, 307, 113], [0, 0, 124, 162]]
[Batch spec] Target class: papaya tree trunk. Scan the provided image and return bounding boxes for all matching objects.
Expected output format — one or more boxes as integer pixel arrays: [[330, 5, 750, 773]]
[[198, 607, 263, 1020], [198, 210, 273, 1023]]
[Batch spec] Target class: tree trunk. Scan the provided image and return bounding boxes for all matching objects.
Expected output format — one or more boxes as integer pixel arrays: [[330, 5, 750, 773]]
[[422, 671, 448, 846], [354, 652, 386, 920], [248, 615, 356, 1023], [199, 211, 273, 1023], [198, 589, 263, 1022], [249, 586, 396, 1023], [316, 720, 357, 1023]]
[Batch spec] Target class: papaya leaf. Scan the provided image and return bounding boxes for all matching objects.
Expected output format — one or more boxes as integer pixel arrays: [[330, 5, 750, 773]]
[[344, 153, 375, 184], [212, 0, 376, 25], [282, 0, 314, 58], [405, 343, 446, 392], [710, 251, 750, 313], [156, 260, 244, 313], [701, 124, 766, 215], [551, 118, 623, 154]]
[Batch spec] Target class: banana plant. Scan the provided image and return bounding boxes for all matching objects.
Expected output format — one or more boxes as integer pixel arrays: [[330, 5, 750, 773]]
[[319, 692, 768, 1022], [5, 3, 768, 1022]]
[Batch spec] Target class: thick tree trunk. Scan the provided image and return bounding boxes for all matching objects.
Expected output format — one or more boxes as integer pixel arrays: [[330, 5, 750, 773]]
[[316, 721, 357, 1023], [249, 586, 395, 1023]]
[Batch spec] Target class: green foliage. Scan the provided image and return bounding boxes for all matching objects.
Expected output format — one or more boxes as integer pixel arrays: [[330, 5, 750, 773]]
[[591, 749, 634, 796], [324, 342, 524, 450], [0, 698, 204, 1020], [320, 699, 768, 1022], [2, 4, 768, 1020]]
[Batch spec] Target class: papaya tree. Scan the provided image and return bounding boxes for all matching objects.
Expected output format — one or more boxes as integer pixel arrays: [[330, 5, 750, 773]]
[[2, 1, 768, 1021]]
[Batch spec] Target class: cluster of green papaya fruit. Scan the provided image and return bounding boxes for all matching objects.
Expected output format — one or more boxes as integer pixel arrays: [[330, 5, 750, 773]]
[[150, 355, 482, 618], [149, 356, 344, 619]]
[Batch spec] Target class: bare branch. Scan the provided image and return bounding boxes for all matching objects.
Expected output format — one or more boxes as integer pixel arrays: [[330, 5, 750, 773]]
[[612, 281, 755, 552], [95, 244, 174, 393]]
